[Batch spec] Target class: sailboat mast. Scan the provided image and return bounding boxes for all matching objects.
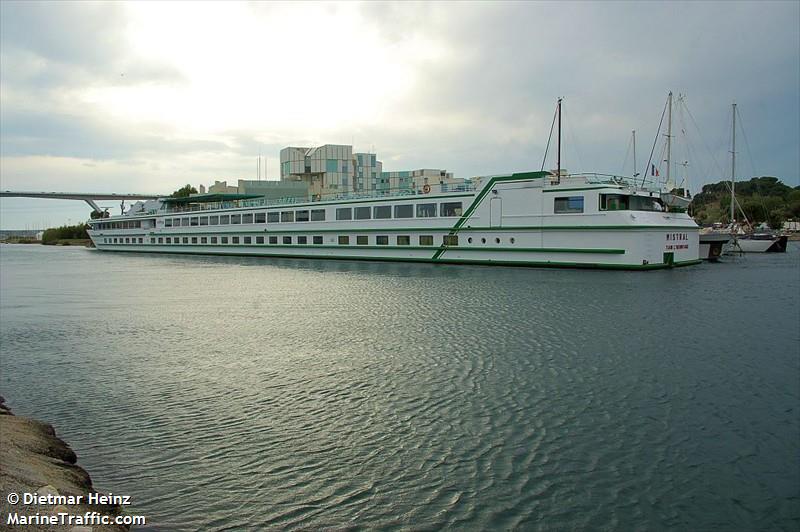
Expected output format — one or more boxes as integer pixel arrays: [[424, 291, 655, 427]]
[[556, 98, 562, 181], [665, 91, 673, 187], [632, 130, 637, 177], [731, 102, 737, 224]]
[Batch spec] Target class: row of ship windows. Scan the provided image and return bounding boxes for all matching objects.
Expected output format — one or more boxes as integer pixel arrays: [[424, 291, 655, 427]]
[[104, 234, 519, 246], [94, 202, 465, 230], [162, 202, 464, 227], [105, 235, 459, 246]]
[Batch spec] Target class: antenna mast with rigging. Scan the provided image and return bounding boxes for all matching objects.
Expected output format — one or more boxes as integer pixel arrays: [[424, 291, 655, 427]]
[[556, 97, 562, 183], [730, 102, 737, 224]]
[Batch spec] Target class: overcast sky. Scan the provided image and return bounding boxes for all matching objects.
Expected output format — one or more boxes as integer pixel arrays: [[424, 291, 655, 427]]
[[1, 0, 798, 229]]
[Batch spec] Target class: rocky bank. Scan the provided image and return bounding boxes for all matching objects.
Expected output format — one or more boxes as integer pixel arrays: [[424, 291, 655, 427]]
[[0, 396, 129, 531]]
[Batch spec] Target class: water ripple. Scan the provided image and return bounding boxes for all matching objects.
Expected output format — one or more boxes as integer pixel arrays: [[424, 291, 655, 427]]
[[1, 245, 798, 530]]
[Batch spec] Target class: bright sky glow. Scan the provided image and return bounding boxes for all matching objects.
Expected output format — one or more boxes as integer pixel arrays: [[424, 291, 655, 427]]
[[1, 0, 798, 228]]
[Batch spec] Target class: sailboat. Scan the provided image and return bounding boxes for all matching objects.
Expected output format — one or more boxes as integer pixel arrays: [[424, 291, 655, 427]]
[[725, 103, 788, 253], [658, 93, 693, 211], [643, 92, 727, 260]]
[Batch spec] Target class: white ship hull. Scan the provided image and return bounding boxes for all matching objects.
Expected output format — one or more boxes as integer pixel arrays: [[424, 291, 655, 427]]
[[733, 235, 788, 253], [88, 172, 701, 270]]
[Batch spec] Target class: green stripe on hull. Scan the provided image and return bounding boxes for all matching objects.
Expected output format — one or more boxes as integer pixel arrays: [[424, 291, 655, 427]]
[[95, 246, 692, 270], [96, 243, 626, 254]]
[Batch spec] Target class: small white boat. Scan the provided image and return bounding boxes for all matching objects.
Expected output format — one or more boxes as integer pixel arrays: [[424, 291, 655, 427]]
[[734, 233, 788, 253]]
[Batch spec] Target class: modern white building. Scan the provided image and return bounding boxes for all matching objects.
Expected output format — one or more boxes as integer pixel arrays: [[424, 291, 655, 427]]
[[280, 144, 464, 198]]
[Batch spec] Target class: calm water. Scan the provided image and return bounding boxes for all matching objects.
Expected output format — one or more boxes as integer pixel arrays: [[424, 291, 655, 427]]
[[1, 244, 798, 531]]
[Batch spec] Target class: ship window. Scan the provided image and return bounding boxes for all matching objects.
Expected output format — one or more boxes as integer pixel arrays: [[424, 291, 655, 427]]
[[199, 216, 208, 226], [440, 202, 463, 217], [338, 235, 350, 245], [630, 195, 663, 212], [311, 209, 325, 221], [165, 219, 173, 227], [256, 236, 264, 244], [281, 211, 294, 222], [220, 215, 230, 224], [295, 210, 310, 222], [600, 194, 628, 211], [243, 236, 252, 244], [354, 207, 371, 220], [313, 236, 323, 244], [221, 236, 229, 244], [209, 216, 219, 225], [554, 196, 584, 214], [191, 237, 198, 244], [201, 237, 207, 244], [125, 238, 130, 243], [267, 212, 279, 223], [255, 212, 266, 223], [190, 217, 199, 226], [336, 208, 352, 220], [298, 236, 308, 244], [283, 236, 292, 244], [165, 237, 170, 244], [357, 235, 368, 245], [210, 236, 218, 244], [397, 235, 410, 245], [394, 204, 413, 218], [242, 213, 253, 224], [232, 236, 240, 244], [374, 205, 392, 219], [443, 235, 458, 246], [231, 214, 241, 224], [138, 237, 143, 244], [376, 235, 389, 245], [158, 237, 163, 243], [419, 235, 434, 246], [269, 236, 277, 244], [182, 237, 189, 244], [182, 218, 190, 226], [416, 203, 437, 218]]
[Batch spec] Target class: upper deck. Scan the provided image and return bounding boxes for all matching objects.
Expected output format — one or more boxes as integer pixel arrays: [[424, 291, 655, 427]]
[[98, 171, 665, 222]]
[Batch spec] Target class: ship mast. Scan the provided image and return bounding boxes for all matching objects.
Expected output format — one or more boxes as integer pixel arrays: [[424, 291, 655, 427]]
[[730, 102, 737, 224], [632, 130, 637, 177], [665, 91, 673, 188], [556, 97, 562, 183]]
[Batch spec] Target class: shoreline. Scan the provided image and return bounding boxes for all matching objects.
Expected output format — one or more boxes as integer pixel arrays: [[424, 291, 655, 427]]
[[0, 396, 129, 531]]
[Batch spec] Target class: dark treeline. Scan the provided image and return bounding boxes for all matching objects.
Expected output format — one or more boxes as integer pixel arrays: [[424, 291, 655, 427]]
[[691, 176, 800, 228], [41, 223, 89, 244]]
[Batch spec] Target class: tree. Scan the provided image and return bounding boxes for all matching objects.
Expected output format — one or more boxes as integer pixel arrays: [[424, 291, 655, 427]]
[[171, 184, 198, 198]]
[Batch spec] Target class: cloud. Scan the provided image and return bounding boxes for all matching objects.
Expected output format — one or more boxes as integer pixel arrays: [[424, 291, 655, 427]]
[[0, 1, 798, 228]]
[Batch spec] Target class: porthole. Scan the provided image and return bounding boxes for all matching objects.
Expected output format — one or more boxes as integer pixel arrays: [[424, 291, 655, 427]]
[[495, 237, 501, 244], [468, 237, 473, 244], [481, 238, 486, 244], [510, 237, 516, 244]]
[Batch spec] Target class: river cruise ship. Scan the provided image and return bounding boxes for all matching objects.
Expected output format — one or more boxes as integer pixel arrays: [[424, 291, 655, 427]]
[[87, 171, 700, 270]]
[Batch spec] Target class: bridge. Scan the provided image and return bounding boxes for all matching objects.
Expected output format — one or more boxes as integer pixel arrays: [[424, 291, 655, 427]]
[[0, 191, 164, 213]]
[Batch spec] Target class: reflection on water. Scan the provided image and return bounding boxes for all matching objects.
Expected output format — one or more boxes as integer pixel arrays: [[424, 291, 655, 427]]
[[1, 244, 798, 530]]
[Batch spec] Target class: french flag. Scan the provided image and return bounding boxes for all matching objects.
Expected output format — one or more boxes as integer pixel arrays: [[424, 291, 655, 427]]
[[651, 164, 660, 177]]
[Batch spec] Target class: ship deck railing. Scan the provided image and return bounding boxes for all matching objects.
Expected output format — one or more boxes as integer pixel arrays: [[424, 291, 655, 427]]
[[160, 182, 478, 214], [565, 173, 661, 191]]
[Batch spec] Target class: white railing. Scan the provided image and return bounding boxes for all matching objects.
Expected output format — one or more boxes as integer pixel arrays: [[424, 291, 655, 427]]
[[569, 173, 661, 191], [161, 182, 477, 214]]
